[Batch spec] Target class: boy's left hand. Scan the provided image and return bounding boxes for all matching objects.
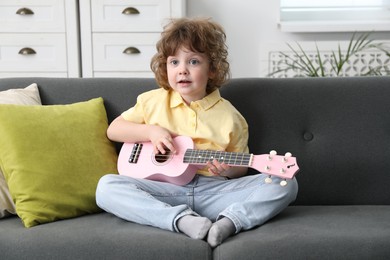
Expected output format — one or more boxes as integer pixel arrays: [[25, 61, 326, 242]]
[[207, 159, 230, 176]]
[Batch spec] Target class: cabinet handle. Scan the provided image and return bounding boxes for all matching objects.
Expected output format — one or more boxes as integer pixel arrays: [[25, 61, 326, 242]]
[[123, 47, 141, 55], [16, 7, 34, 15], [122, 7, 140, 15], [18, 47, 37, 55]]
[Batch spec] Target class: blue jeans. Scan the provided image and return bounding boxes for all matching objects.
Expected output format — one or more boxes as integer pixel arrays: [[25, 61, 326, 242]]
[[96, 174, 298, 233]]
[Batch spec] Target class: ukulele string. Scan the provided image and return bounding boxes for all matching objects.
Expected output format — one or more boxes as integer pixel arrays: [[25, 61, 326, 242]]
[[182, 155, 251, 165], [154, 151, 251, 165]]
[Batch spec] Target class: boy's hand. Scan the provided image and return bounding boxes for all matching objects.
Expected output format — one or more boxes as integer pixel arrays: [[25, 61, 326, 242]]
[[148, 125, 176, 155], [207, 159, 230, 176]]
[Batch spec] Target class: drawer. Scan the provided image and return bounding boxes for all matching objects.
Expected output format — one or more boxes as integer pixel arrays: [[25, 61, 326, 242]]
[[92, 33, 160, 71], [91, 0, 171, 32], [0, 34, 67, 72], [0, 0, 65, 32]]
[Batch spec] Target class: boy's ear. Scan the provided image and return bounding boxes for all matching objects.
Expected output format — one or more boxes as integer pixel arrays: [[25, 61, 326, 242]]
[[208, 70, 216, 79]]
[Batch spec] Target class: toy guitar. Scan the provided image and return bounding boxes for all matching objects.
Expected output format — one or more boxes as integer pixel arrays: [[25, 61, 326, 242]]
[[118, 135, 299, 186]]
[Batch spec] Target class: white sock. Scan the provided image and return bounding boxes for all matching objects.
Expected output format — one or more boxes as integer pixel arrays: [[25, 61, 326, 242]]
[[207, 217, 236, 247], [177, 215, 212, 240]]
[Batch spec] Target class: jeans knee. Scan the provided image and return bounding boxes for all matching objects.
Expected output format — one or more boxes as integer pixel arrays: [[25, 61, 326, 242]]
[[97, 174, 116, 191], [96, 174, 117, 204]]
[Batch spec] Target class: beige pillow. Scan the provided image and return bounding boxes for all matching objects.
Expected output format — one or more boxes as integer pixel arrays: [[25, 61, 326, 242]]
[[0, 83, 41, 218]]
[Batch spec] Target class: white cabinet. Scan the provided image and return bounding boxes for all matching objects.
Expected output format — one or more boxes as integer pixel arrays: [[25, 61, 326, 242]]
[[79, 0, 186, 77], [0, 0, 185, 78], [0, 0, 80, 78]]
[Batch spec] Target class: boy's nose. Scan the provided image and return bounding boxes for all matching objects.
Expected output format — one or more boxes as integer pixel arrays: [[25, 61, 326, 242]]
[[179, 64, 189, 75]]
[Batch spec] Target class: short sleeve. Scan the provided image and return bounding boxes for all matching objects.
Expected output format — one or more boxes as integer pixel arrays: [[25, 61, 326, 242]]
[[121, 96, 146, 124], [228, 114, 249, 154]]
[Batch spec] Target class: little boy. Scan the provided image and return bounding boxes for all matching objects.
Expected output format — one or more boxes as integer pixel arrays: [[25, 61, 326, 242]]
[[96, 17, 298, 247]]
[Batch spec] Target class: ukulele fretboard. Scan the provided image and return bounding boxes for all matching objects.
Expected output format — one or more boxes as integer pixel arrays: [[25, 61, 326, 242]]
[[183, 149, 253, 166]]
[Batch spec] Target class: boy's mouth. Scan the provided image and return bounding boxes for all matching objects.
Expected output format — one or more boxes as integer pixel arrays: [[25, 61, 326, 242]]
[[178, 80, 192, 84]]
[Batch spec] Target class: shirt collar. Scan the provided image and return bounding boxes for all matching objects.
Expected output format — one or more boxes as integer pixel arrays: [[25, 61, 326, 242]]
[[170, 90, 222, 110]]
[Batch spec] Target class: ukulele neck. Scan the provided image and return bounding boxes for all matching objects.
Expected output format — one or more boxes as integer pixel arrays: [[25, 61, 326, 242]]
[[183, 149, 252, 167]]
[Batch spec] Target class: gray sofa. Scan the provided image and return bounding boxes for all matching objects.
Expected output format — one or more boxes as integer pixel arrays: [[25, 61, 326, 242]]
[[1, 77, 390, 259]]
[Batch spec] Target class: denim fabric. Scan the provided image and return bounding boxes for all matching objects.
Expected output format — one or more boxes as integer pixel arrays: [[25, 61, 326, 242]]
[[96, 174, 298, 233]]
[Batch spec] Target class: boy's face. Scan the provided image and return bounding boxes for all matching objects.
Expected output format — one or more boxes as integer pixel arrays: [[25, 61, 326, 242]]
[[167, 47, 213, 104]]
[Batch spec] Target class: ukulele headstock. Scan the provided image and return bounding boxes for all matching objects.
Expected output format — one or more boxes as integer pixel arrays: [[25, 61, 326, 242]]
[[252, 150, 299, 186]]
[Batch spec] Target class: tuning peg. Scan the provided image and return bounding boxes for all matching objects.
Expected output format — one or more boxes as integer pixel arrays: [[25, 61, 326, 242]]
[[283, 152, 292, 162], [280, 180, 288, 186], [280, 168, 286, 174], [265, 176, 273, 184], [268, 150, 277, 160]]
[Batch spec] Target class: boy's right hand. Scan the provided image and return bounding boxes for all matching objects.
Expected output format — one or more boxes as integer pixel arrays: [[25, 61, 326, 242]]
[[148, 125, 176, 155]]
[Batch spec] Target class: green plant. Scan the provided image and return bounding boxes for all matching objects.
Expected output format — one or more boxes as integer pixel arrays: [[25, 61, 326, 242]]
[[268, 32, 390, 77]]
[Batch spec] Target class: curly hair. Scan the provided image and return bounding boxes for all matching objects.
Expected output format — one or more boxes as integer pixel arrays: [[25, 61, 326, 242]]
[[150, 18, 230, 93]]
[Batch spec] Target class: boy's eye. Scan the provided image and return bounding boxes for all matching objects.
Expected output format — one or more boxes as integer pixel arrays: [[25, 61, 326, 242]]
[[189, 59, 199, 65], [170, 60, 179, 65]]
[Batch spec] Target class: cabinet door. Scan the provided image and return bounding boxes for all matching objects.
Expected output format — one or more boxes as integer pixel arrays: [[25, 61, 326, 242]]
[[91, 0, 171, 32], [0, 0, 65, 32]]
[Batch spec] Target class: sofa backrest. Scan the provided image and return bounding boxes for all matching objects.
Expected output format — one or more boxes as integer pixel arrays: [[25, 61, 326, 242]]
[[222, 77, 390, 206], [1, 76, 390, 206]]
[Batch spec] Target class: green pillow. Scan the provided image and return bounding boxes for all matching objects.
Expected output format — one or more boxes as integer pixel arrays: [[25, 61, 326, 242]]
[[0, 98, 118, 228]]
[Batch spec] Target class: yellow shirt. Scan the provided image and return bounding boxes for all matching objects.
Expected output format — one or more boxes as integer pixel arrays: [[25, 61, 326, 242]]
[[121, 88, 249, 176]]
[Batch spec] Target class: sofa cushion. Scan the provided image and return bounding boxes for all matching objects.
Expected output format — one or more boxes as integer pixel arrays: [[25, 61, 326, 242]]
[[0, 98, 118, 227], [213, 206, 390, 259], [0, 213, 212, 260], [0, 83, 41, 219]]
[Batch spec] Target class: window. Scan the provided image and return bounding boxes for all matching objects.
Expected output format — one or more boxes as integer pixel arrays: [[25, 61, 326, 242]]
[[279, 0, 390, 32]]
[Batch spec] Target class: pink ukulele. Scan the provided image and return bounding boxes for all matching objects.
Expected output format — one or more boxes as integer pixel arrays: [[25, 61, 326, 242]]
[[118, 135, 299, 186]]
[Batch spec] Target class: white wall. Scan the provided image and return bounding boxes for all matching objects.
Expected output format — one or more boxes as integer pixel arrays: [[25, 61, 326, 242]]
[[187, 0, 390, 78]]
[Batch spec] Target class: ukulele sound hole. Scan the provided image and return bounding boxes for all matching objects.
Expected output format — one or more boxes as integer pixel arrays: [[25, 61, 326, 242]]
[[152, 149, 173, 165]]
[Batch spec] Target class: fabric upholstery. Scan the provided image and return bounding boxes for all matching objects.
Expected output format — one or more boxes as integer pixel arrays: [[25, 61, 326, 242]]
[[0, 98, 118, 227], [0, 83, 41, 218], [213, 206, 390, 260], [0, 77, 389, 259], [0, 213, 212, 260]]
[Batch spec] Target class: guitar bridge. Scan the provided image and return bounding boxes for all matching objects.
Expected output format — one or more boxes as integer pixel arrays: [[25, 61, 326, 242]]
[[128, 143, 143, 164]]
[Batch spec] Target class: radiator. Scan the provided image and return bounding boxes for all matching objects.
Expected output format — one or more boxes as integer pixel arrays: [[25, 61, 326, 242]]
[[261, 40, 390, 78]]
